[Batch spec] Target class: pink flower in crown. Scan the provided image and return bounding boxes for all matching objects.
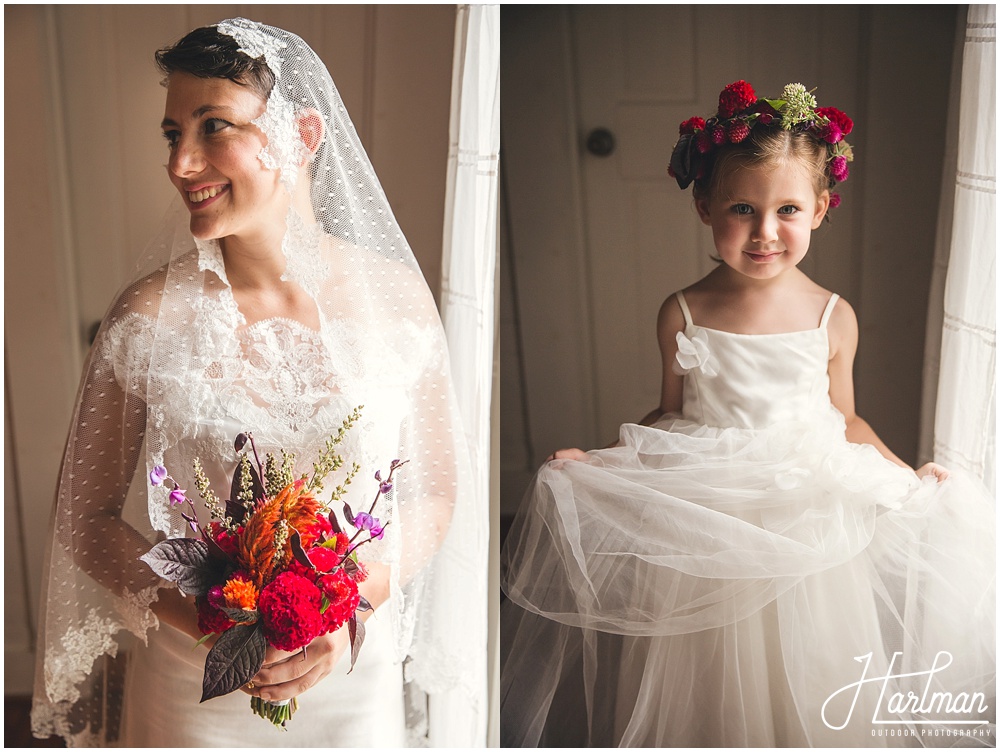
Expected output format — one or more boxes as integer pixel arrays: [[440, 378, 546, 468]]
[[672, 330, 719, 378]]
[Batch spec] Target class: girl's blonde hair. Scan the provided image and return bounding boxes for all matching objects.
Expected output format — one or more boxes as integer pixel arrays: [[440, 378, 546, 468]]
[[692, 127, 829, 203]]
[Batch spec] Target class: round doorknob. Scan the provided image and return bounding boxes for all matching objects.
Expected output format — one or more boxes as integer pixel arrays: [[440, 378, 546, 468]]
[[586, 128, 615, 157]]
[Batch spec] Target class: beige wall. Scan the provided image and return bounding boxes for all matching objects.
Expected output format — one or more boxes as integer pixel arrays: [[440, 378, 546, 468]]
[[4, 4, 456, 694]]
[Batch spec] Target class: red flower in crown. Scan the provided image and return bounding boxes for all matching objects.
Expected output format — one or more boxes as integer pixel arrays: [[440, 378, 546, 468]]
[[718, 80, 757, 118], [815, 107, 854, 136], [679, 117, 706, 136]]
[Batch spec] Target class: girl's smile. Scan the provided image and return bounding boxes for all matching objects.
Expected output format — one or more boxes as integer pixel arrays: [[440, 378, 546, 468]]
[[696, 161, 829, 280]]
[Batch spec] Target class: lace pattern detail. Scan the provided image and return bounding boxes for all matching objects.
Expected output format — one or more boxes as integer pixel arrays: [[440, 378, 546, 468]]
[[253, 89, 307, 188], [281, 211, 330, 298], [195, 237, 230, 287], [216, 18, 287, 72], [102, 313, 155, 394]]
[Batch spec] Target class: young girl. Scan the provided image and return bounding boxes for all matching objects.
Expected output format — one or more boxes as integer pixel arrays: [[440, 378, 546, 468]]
[[500, 81, 995, 747]]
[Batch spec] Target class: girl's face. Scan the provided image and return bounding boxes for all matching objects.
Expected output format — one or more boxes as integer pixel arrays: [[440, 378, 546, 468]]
[[161, 73, 288, 242], [695, 160, 829, 280]]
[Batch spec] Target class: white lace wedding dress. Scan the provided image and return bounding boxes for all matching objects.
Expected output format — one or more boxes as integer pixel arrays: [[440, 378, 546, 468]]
[[32, 234, 470, 746]]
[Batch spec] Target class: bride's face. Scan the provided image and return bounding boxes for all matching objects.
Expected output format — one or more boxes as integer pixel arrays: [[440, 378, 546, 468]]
[[161, 72, 288, 241]]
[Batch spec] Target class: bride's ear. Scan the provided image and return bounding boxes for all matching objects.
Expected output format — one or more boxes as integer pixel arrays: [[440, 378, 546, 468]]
[[297, 108, 324, 162]]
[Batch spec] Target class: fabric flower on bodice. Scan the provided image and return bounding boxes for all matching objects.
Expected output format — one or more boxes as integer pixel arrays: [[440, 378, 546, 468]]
[[672, 330, 719, 378]]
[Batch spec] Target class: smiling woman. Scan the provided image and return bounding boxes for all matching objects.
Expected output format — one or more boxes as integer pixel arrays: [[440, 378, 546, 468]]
[[27, 17, 486, 748]]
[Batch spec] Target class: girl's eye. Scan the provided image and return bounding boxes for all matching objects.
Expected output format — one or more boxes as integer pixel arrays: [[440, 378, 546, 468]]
[[162, 130, 179, 148], [778, 205, 800, 215], [732, 204, 753, 216], [203, 118, 232, 135]]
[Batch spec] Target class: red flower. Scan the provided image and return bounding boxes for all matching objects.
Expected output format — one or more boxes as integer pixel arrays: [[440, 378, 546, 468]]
[[206, 522, 241, 558], [258, 571, 324, 652], [819, 121, 842, 144], [816, 107, 853, 136], [829, 192, 842, 209], [352, 560, 369, 584], [726, 120, 750, 144], [298, 512, 333, 549], [332, 531, 349, 555], [197, 593, 236, 635], [695, 131, 713, 154], [709, 124, 726, 145], [718, 80, 757, 118], [679, 117, 705, 135], [318, 569, 361, 633], [308, 546, 340, 573]]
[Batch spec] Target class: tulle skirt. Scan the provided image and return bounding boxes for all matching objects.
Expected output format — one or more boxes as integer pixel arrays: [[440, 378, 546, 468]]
[[500, 410, 996, 747]]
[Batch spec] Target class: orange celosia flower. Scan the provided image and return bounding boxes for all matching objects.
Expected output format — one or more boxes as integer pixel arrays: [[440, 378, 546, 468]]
[[223, 576, 260, 611], [238, 481, 324, 588]]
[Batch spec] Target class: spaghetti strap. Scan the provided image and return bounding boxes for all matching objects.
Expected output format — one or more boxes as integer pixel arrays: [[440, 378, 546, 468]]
[[676, 291, 693, 327], [819, 293, 840, 329]]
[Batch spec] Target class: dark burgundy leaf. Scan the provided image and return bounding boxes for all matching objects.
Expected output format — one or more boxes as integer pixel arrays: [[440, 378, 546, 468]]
[[204, 533, 234, 565], [342, 558, 358, 575], [229, 459, 266, 514], [357, 595, 373, 613], [343, 502, 356, 526], [225, 498, 247, 527], [234, 433, 248, 452], [328, 510, 342, 535], [290, 530, 314, 570], [347, 616, 365, 674], [201, 623, 266, 702], [669, 133, 696, 189], [140, 539, 215, 596], [220, 606, 258, 624]]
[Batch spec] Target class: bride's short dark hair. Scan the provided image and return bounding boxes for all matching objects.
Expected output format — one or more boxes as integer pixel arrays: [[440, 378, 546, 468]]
[[155, 25, 274, 101]]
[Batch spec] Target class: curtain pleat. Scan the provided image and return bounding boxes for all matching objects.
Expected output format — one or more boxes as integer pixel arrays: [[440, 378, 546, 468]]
[[925, 4, 996, 489], [435, 4, 500, 746]]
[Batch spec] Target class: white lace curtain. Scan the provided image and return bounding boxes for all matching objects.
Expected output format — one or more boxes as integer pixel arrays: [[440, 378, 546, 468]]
[[920, 5, 996, 490], [436, 4, 500, 746]]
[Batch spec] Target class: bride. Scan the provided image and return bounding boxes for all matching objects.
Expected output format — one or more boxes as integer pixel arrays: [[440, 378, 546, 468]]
[[31, 18, 486, 747]]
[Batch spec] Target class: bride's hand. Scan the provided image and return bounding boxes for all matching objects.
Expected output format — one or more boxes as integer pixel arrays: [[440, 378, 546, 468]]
[[546, 448, 589, 463], [244, 628, 350, 702], [915, 462, 950, 482]]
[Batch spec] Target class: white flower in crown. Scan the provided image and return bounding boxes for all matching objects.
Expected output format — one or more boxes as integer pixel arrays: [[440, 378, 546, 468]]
[[673, 330, 719, 378], [217, 18, 287, 73]]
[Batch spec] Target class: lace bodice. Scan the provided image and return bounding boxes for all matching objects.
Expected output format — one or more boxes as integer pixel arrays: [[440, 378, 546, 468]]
[[673, 291, 840, 430], [101, 290, 439, 544]]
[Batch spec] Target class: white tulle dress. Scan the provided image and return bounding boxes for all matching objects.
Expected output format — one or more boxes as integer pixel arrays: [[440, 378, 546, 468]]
[[501, 291, 996, 747]]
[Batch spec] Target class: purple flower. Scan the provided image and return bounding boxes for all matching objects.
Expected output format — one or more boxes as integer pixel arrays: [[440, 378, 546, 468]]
[[353, 512, 385, 540], [821, 121, 842, 144], [379, 481, 393, 495], [830, 155, 849, 183], [149, 465, 168, 487], [169, 486, 188, 506], [374, 470, 382, 482]]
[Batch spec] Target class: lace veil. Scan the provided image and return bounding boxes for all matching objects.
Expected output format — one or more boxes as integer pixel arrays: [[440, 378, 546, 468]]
[[31, 18, 486, 746]]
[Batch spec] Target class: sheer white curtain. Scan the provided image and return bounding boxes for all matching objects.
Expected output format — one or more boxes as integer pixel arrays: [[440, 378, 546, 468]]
[[921, 4, 996, 490], [435, 4, 499, 746]]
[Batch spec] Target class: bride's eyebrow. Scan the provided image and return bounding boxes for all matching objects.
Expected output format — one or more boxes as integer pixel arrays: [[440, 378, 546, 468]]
[[161, 105, 236, 128]]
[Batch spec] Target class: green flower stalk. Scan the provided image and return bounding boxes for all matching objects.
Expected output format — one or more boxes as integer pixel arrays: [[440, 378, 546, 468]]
[[780, 83, 818, 130]]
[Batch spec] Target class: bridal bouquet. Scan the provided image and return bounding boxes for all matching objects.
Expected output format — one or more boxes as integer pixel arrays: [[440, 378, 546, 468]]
[[141, 407, 404, 728]]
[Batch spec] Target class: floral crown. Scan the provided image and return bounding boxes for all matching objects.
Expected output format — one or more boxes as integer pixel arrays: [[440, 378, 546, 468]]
[[668, 81, 854, 209]]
